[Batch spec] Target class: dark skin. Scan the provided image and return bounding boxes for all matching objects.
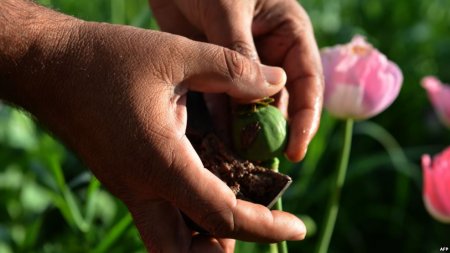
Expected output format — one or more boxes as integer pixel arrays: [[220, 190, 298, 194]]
[[0, 0, 323, 252]]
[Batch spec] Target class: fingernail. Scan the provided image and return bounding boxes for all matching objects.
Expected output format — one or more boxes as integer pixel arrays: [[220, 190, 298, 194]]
[[260, 64, 287, 86]]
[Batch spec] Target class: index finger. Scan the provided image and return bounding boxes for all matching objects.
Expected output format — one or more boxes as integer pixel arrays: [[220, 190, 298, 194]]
[[283, 4, 324, 162]]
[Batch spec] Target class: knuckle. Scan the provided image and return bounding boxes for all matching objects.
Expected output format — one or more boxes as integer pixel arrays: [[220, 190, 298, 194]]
[[231, 41, 258, 60], [222, 48, 246, 81], [201, 207, 236, 236], [151, 36, 187, 83]]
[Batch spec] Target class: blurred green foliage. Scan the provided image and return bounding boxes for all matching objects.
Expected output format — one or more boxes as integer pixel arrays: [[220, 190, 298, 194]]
[[1, 0, 449, 252]]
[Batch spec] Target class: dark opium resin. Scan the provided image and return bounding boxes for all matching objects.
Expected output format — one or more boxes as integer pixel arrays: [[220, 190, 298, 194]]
[[197, 134, 291, 207]]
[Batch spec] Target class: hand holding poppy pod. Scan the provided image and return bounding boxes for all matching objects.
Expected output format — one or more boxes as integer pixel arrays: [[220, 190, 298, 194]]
[[422, 147, 450, 223], [149, 0, 324, 162], [421, 76, 450, 128], [320, 36, 403, 120]]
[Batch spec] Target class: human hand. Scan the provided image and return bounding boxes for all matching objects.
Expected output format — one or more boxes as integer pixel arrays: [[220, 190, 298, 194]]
[[0, 2, 306, 252], [149, 0, 324, 162]]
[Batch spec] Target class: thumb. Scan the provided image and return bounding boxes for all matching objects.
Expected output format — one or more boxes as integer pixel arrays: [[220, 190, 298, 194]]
[[180, 41, 286, 101]]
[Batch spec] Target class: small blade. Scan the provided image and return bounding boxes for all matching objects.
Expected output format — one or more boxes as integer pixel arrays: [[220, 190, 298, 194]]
[[266, 179, 291, 209]]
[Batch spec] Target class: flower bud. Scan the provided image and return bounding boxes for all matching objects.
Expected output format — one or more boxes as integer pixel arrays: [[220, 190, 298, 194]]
[[421, 76, 450, 128], [422, 147, 450, 224]]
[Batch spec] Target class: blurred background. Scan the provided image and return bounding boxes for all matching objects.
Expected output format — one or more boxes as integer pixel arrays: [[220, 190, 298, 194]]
[[1, 0, 449, 252]]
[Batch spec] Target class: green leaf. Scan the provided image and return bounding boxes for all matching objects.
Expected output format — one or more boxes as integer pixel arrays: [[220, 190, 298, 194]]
[[0, 166, 24, 190], [20, 180, 51, 213], [44, 157, 89, 232], [46, 156, 66, 192], [61, 186, 89, 232], [22, 217, 43, 251], [5, 110, 37, 150], [93, 190, 118, 226], [84, 176, 101, 226], [46, 191, 77, 230], [0, 242, 13, 253], [130, 8, 151, 28], [110, 0, 126, 24], [92, 214, 133, 253]]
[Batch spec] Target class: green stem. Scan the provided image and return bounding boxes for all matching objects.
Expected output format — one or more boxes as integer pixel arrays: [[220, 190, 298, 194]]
[[271, 198, 288, 253], [315, 119, 353, 253], [269, 158, 288, 253]]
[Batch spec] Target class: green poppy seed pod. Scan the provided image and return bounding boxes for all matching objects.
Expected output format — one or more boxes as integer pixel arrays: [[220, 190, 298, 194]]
[[232, 104, 288, 162]]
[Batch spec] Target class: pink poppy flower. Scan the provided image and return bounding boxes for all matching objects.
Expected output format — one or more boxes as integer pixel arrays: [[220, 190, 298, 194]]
[[321, 36, 403, 119], [422, 147, 450, 223], [421, 76, 450, 127]]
